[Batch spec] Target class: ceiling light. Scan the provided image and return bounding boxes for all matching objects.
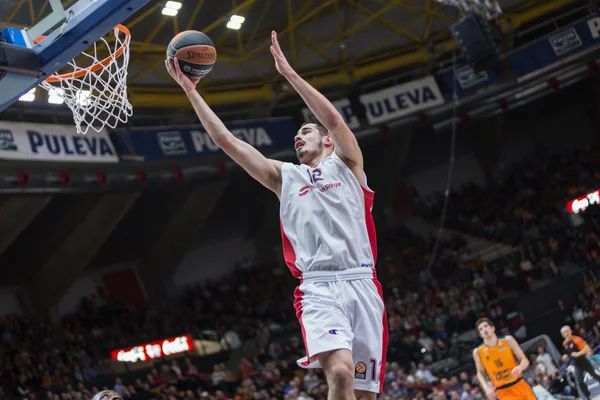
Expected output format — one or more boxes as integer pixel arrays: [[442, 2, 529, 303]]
[[165, 1, 182, 10], [230, 15, 245, 23], [48, 88, 64, 105], [226, 20, 242, 30], [19, 88, 35, 102], [161, 7, 178, 16]]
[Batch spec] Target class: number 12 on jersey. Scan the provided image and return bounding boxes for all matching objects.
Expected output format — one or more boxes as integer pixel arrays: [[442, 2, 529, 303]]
[[307, 168, 323, 184]]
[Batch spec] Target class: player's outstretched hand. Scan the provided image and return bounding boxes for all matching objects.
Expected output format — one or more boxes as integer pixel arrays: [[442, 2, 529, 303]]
[[165, 58, 201, 94], [270, 31, 295, 78]]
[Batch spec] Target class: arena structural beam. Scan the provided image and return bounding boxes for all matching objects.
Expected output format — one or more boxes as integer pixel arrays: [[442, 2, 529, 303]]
[[19, 193, 141, 318], [0, 195, 52, 256], [136, 181, 229, 304], [124, 0, 579, 108]]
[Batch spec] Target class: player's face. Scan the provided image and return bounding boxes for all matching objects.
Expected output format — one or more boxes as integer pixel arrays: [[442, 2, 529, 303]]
[[477, 322, 495, 339], [294, 123, 325, 163]]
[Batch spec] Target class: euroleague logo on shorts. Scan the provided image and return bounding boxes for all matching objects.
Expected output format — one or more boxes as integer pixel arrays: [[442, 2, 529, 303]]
[[355, 362, 367, 380]]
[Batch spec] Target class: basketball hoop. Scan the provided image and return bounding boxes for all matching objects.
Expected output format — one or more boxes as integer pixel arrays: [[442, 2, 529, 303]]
[[39, 24, 132, 135], [435, 0, 502, 20]]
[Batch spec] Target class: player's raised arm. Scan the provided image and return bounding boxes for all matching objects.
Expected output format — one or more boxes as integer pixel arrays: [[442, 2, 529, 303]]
[[165, 59, 282, 195], [473, 348, 496, 400], [269, 31, 362, 170], [505, 335, 530, 377]]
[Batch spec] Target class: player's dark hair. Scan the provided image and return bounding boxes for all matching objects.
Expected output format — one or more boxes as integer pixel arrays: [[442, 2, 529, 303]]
[[301, 120, 329, 137], [476, 318, 494, 329]]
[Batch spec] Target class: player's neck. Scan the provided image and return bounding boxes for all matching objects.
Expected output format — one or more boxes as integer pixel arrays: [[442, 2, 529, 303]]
[[305, 153, 327, 168], [484, 335, 499, 347]]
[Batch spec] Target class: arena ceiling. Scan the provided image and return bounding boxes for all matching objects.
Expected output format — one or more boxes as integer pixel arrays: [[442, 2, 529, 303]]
[[1, 0, 582, 109]]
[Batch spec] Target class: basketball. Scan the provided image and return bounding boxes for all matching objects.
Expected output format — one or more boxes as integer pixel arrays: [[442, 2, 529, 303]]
[[167, 31, 217, 79]]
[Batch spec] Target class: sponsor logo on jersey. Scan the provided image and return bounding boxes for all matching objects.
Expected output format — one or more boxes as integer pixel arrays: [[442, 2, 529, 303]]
[[355, 361, 367, 380], [297, 182, 342, 196], [328, 329, 339, 335], [299, 185, 311, 197]]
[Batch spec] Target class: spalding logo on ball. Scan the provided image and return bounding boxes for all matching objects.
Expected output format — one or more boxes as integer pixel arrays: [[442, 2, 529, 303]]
[[167, 30, 217, 78], [91, 390, 122, 400]]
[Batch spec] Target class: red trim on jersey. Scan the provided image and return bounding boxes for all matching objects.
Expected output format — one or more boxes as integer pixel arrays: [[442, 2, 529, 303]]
[[362, 186, 378, 264], [280, 220, 302, 278], [373, 269, 388, 392], [293, 284, 311, 367]]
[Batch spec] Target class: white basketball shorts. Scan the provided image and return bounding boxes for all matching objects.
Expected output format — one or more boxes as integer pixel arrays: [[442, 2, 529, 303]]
[[293, 267, 388, 393]]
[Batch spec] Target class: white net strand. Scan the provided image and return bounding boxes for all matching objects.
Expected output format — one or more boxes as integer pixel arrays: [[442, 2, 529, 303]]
[[40, 26, 132, 135]]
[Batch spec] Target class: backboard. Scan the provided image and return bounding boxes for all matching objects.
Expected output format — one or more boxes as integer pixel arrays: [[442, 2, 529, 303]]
[[0, 0, 150, 113]]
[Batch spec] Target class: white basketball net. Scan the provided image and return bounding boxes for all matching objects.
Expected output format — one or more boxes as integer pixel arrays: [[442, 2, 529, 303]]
[[435, 0, 502, 20], [40, 25, 132, 135]]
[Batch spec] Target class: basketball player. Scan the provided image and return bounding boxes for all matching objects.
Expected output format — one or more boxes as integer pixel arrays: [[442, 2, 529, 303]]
[[165, 30, 387, 400], [91, 390, 122, 400], [473, 318, 535, 400]]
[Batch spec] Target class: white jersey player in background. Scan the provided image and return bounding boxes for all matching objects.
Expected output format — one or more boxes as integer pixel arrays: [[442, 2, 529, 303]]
[[166, 31, 388, 400]]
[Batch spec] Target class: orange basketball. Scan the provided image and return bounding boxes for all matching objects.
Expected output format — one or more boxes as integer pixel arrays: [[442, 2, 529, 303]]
[[167, 30, 216, 78]]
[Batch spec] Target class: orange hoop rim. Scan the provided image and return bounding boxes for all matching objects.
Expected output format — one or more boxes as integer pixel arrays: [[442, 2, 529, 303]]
[[40, 24, 131, 84]]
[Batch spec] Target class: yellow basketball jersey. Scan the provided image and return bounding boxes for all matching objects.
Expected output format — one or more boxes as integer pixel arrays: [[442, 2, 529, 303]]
[[477, 337, 520, 388]]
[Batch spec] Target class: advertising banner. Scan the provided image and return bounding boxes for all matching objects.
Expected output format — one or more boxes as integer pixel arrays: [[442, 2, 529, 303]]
[[509, 14, 600, 77], [582, 361, 600, 399], [110, 334, 193, 363], [0, 121, 118, 163], [565, 188, 600, 213], [360, 76, 445, 125], [114, 117, 298, 161], [441, 64, 500, 95], [301, 75, 445, 129]]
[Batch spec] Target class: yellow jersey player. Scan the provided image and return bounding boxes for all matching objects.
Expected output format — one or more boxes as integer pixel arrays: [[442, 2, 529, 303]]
[[473, 318, 535, 400]]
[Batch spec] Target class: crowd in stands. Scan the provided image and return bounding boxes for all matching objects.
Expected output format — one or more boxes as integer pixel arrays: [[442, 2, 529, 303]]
[[4, 144, 600, 399], [428, 146, 600, 282]]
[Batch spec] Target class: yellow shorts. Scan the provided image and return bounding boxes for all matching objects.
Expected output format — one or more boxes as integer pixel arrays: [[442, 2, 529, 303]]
[[496, 379, 536, 400]]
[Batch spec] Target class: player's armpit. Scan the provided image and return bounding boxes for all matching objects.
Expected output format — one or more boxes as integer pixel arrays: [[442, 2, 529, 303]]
[[219, 137, 283, 195]]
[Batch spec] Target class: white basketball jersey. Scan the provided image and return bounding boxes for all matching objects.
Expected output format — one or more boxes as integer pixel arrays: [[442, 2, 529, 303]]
[[279, 152, 377, 278]]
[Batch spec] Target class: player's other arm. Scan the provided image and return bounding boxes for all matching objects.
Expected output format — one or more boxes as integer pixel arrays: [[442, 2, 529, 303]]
[[165, 60, 282, 195], [269, 32, 363, 171], [473, 349, 495, 400], [505, 335, 530, 377]]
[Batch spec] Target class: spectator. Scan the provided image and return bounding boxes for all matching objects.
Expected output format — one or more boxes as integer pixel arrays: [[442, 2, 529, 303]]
[[415, 362, 438, 384], [535, 346, 557, 375]]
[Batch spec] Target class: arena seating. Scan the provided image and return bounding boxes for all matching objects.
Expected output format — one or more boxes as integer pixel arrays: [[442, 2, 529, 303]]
[[5, 147, 600, 399]]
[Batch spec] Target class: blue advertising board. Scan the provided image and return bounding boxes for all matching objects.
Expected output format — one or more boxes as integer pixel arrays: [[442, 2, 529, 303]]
[[440, 64, 500, 95], [509, 14, 600, 76], [112, 117, 298, 161]]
